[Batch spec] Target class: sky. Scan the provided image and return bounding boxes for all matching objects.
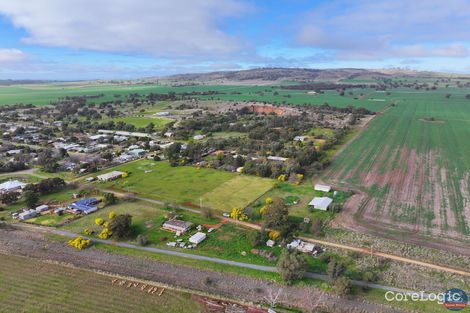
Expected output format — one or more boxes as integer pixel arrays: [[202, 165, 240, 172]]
[[1, 0, 470, 80]]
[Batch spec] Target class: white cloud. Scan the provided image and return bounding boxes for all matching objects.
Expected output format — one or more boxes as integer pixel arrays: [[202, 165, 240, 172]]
[[0, 0, 250, 58], [0, 48, 26, 62], [297, 0, 470, 60]]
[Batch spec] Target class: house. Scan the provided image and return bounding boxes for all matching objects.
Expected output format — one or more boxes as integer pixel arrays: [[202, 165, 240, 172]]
[[162, 219, 193, 233], [155, 112, 169, 116], [314, 184, 331, 193], [97, 171, 124, 181], [128, 149, 146, 157], [164, 131, 174, 138], [287, 239, 315, 253], [19, 209, 38, 220], [294, 136, 309, 142], [68, 198, 99, 214], [0, 180, 27, 194], [267, 156, 288, 162], [35, 204, 49, 213], [189, 232, 207, 245], [193, 134, 206, 140], [308, 197, 333, 211]]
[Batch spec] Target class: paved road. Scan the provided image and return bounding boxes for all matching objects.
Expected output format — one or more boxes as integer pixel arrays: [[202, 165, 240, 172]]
[[16, 223, 429, 297]]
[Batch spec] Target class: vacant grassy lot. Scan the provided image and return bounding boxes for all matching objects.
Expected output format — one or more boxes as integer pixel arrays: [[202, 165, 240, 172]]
[[0, 254, 201, 313], [328, 87, 470, 239], [201, 175, 272, 212], [93, 160, 273, 211]]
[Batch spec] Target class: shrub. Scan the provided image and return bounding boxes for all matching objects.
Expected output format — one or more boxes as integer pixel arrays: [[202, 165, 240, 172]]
[[230, 207, 248, 221], [98, 228, 112, 239], [268, 230, 280, 240], [334, 277, 352, 296], [109, 211, 117, 219], [84, 228, 93, 235], [137, 234, 148, 246], [68, 236, 91, 250]]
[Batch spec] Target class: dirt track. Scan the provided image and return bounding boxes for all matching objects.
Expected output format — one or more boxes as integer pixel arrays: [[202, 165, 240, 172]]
[[0, 226, 406, 313]]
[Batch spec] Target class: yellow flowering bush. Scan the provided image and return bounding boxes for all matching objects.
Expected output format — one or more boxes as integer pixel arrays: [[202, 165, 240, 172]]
[[68, 236, 91, 250]]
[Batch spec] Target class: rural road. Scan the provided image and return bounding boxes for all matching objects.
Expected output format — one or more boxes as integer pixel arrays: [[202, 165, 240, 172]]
[[231, 220, 470, 278], [15, 222, 429, 297]]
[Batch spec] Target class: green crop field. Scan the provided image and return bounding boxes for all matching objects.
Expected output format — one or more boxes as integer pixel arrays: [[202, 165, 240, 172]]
[[92, 160, 273, 211], [0, 83, 389, 111], [328, 87, 470, 239], [0, 254, 201, 313]]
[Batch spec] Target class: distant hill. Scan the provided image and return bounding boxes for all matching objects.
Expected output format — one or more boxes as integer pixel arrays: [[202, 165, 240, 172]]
[[0, 79, 58, 86], [148, 67, 439, 85]]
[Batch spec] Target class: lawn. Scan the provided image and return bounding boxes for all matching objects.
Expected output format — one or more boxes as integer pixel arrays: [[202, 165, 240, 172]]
[[92, 160, 273, 211], [0, 254, 201, 313], [256, 182, 349, 223]]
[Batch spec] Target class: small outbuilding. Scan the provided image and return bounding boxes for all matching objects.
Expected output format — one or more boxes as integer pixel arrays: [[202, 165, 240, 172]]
[[19, 209, 38, 220], [97, 171, 124, 181], [189, 232, 207, 245], [314, 184, 331, 193], [308, 197, 333, 211], [35, 204, 49, 213]]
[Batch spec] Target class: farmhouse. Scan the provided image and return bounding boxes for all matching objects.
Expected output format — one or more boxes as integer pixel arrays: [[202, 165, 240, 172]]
[[189, 232, 207, 245], [162, 219, 193, 233], [68, 198, 99, 214], [314, 184, 331, 193], [287, 239, 315, 253], [0, 180, 27, 193], [97, 171, 124, 181], [308, 197, 333, 211]]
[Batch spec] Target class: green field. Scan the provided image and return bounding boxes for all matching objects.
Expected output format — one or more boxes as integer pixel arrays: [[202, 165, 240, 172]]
[[0, 83, 389, 111], [328, 87, 470, 239], [92, 160, 273, 211], [0, 254, 201, 313]]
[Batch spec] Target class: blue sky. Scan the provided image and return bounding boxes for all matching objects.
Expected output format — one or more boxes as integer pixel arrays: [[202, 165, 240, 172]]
[[1, 0, 470, 80]]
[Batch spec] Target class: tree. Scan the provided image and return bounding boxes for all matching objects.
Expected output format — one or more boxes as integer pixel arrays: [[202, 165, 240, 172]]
[[0, 191, 20, 205], [23, 190, 39, 209], [277, 249, 307, 285], [108, 214, 133, 239], [37, 149, 59, 173], [327, 259, 346, 281], [334, 276, 352, 296], [263, 197, 289, 230], [103, 192, 117, 205]]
